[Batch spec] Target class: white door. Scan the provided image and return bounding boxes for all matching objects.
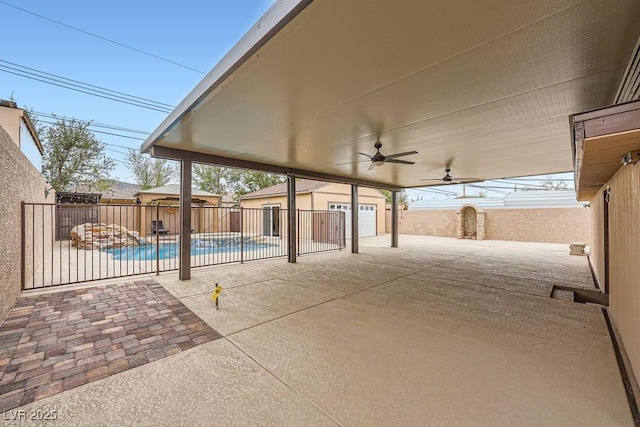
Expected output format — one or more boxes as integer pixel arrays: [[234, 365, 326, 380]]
[[328, 203, 376, 238]]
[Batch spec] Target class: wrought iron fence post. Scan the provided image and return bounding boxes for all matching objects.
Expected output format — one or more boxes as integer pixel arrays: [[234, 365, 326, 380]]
[[156, 204, 160, 275], [240, 206, 244, 264], [340, 211, 345, 250], [297, 209, 301, 256], [20, 201, 25, 290]]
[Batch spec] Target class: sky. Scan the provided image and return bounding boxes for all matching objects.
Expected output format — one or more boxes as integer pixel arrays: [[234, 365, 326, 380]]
[[1, 0, 573, 200], [2, 0, 275, 180]]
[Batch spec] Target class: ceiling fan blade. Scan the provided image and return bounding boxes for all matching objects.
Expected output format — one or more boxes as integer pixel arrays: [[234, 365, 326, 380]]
[[336, 159, 369, 166], [450, 178, 483, 184], [358, 152, 374, 159], [384, 151, 418, 160], [368, 162, 376, 171], [419, 178, 444, 182], [445, 157, 454, 169], [384, 159, 415, 165]]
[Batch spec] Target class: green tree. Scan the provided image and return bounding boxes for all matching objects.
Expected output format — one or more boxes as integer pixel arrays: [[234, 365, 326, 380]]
[[236, 171, 285, 196], [41, 117, 114, 192], [126, 149, 177, 190], [193, 164, 243, 199]]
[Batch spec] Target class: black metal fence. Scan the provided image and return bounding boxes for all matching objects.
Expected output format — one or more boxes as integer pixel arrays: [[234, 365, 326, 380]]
[[22, 203, 345, 289]]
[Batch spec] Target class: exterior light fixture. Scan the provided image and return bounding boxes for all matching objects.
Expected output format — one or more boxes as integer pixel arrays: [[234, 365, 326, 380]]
[[621, 151, 639, 166]]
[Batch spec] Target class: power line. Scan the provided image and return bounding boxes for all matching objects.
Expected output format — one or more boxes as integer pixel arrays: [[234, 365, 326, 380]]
[[487, 177, 574, 182], [36, 119, 146, 141], [467, 184, 508, 195], [0, 61, 174, 113], [1, 66, 172, 113], [0, 0, 206, 74], [1, 60, 174, 108], [412, 187, 459, 196], [32, 111, 150, 135]]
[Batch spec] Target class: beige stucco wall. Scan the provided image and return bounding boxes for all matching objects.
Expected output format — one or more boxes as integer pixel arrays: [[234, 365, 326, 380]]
[[391, 207, 591, 243], [484, 208, 590, 244], [589, 161, 640, 381], [0, 108, 22, 150], [393, 209, 458, 238], [589, 189, 605, 289], [239, 193, 312, 210], [239, 194, 311, 238], [0, 126, 50, 322]]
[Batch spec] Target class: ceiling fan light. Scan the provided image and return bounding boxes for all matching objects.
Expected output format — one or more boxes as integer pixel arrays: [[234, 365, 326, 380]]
[[373, 160, 384, 166]]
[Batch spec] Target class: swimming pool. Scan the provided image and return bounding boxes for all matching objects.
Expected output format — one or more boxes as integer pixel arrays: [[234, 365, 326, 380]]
[[105, 241, 277, 261]]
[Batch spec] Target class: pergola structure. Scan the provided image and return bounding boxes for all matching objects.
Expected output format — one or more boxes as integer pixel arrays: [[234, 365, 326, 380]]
[[142, 0, 640, 279]]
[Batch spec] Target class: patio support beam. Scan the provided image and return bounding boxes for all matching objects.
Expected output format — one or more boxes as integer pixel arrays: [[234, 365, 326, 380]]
[[179, 160, 192, 281], [391, 190, 399, 248], [351, 184, 358, 253], [287, 175, 296, 263], [149, 146, 403, 191]]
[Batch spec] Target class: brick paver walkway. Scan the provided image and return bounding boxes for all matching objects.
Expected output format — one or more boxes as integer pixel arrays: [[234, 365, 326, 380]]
[[0, 279, 222, 411]]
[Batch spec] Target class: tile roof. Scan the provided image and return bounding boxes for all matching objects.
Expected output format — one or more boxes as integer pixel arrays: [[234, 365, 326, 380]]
[[238, 179, 330, 199]]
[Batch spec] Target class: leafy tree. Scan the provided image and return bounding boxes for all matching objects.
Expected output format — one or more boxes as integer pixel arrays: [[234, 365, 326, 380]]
[[41, 117, 114, 192], [193, 166, 285, 200], [236, 171, 285, 196], [126, 149, 177, 190], [193, 164, 242, 199]]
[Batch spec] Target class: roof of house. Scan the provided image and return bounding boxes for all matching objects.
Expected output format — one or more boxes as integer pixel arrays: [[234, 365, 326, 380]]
[[238, 179, 330, 199], [135, 184, 220, 197], [221, 195, 236, 203]]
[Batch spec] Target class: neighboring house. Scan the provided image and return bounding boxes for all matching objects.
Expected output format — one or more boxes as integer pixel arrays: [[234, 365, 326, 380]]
[[396, 191, 590, 244], [238, 179, 386, 238], [135, 185, 221, 235], [0, 102, 49, 322], [0, 100, 43, 171], [221, 194, 237, 207]]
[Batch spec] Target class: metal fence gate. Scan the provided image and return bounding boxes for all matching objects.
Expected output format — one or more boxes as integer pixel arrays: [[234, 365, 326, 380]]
[[22, 203, 345, 289]]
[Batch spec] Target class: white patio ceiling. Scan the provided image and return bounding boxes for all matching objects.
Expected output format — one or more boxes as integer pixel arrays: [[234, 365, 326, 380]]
[[142, 0, 640, 190]]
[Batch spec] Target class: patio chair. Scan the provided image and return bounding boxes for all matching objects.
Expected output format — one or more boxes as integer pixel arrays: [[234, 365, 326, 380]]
[[151, 220, 169, 235]]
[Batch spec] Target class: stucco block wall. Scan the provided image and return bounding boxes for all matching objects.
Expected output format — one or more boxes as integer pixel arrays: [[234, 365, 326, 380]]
[[590, 162, 640, 381], [394, 210, 458, 238], [391, 207, 590, 244], [483, 208, 590, 243], [0, 126, 49, 322]]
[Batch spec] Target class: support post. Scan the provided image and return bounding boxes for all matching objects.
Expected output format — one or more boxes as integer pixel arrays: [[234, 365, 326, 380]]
[[351, 184, 358, 253], [287, 175, 296, 263], [179, 160, 192, 280], [391, 191, 399, 248]]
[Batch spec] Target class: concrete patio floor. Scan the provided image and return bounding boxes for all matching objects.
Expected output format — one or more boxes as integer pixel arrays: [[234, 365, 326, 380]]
[[4, 235, 632, 426]]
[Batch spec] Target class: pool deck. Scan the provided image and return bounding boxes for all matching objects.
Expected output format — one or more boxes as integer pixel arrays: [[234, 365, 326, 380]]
[[1, 235, 632, 426]]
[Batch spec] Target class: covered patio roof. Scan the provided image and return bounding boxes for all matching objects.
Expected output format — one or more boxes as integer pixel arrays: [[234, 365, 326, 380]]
[[142, 0, 640, 190]]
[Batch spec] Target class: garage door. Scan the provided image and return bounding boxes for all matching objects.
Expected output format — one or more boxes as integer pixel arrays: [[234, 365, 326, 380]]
[[328, 203, 377, 238]]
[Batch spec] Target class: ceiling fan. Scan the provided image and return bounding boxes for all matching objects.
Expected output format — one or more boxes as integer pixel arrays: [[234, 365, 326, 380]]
[[350, 141, 418, 170], [420, 168, 482, 184]]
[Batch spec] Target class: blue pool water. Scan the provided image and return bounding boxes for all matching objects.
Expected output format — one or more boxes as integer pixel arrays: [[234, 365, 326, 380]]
[[105, 241, 276, 261]]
